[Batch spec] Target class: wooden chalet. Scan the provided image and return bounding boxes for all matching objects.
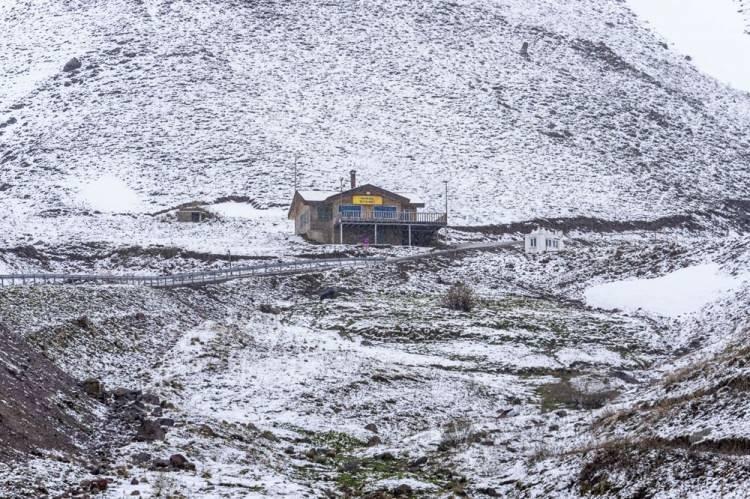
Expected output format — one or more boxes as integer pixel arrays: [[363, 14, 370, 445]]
[[288, 171, 446, 246]]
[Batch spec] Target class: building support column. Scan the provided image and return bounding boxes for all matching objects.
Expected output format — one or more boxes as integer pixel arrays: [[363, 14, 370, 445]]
[[374, 224, 378, 245], [408, 225, 412, 247], [340, 223, 343, 245]]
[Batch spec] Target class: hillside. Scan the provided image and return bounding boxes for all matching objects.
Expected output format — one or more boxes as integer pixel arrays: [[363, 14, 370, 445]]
[[2, 0, 750, 239], [3, 1, 750, 498]]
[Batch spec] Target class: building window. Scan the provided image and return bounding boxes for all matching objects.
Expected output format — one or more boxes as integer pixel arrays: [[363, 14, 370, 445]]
[[373, 206, 397, 219], [339, 205, 362, 218], [530, 237, 537, 248], [317, 205, 332, 221], [191, 212, 202, 222]]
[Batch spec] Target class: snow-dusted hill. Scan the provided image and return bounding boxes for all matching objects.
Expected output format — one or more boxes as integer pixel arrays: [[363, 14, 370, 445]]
[[2, 0, 750, 236], [4, 1, 750, 498]]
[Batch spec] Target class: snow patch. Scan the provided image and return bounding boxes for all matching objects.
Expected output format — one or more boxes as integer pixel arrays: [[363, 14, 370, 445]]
[[367, 477, 438, 493], [209, 202, 279, 220], [74, 175, 145, 213], [584, 263, 748, 318]]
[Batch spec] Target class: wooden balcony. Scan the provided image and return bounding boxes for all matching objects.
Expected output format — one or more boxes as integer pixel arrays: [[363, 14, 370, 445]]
[[336, 211, 447, 225]]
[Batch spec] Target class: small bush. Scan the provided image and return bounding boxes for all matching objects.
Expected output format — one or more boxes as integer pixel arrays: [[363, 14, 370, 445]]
[[438, 418, 474, 450], [443, 283, 476, 312]]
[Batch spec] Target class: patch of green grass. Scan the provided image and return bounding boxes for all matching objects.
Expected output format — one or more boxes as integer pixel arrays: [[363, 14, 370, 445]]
[[332, 455, 446, 496], [310, 431, 367, 453]]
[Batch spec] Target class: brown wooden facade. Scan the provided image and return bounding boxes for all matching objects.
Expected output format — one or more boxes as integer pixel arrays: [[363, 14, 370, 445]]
[[287, 184, 446, 246]]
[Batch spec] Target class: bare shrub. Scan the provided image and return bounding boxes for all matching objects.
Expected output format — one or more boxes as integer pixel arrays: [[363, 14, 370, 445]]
[[438, 418, 474, 450], [443, 282, 476, 312], [538, 380, 619, 412]]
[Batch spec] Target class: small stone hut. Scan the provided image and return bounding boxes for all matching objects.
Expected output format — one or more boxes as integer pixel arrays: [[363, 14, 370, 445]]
[[176, 205, 211, 223]]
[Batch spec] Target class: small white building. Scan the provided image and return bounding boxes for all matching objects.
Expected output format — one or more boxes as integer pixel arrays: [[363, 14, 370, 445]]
[[525, 229, 564, 254]]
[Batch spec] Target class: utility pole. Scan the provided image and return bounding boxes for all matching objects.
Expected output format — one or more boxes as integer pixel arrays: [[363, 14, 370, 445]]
[[227, 249, 232, 273], [293, 154, 299, 193], [443, 180, 449, 225], [339, 177, 344, 245]]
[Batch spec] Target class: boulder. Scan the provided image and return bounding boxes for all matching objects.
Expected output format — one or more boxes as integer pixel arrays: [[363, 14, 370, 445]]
[[75, 316, 94, 330], [366, 435, 382, 447], [392, 484, 413, 496], [158, 417, 175, 427], [520, 41, 530, 59], [134, 419, 166, 442], [80, 378, 105, 399], [141, 393, 160, 406], [151, 459, 171, 470], [261, 430, 279, 442], [196, 424, 217, 437], [259, 304, 280, 314], [131, 452, 152, 464], [86, 478, 108, 492], [118, 402, 147, 424], [319, 287, 338, 301], [339, 459, 360, 473], [112, 387, 141, 402], [364, 423, 378, 434], [63, 57, 82, 72], [169, 454, 195, 471]]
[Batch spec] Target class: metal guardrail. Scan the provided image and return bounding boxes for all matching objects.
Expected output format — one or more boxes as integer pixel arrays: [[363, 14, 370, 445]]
[[0, 257, 387, 289], [337, 212, 447, 224], [0, 241, 521, 289]]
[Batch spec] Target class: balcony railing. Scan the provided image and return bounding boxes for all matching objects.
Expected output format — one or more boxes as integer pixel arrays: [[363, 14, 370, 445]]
[[337, 211, 447, 225]]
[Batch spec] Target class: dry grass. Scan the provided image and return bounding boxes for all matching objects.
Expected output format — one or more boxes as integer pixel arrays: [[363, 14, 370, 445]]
[[442, 282, 476, 312]]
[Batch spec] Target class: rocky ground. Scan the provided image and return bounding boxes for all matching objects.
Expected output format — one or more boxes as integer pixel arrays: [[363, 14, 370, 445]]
[[1, 226, 749, 498]]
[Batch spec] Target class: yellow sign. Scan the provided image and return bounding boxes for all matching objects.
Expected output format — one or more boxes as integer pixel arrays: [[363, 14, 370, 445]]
[[352, 195, 383, 205]]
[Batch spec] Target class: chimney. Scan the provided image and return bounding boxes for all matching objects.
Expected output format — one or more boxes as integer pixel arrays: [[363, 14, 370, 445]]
[[350, 170, 356, 189]]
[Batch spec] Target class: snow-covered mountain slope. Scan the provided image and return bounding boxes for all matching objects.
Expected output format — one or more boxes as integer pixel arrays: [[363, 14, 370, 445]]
[[2, 0, 750, 234], [738, 0, 750, 31]]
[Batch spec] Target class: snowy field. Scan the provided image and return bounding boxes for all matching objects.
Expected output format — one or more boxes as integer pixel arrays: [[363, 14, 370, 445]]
[[584, 263, 750, 318]]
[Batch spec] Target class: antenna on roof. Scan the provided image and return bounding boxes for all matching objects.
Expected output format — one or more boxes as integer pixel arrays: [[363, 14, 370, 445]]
[[293, 154, 299, 192]]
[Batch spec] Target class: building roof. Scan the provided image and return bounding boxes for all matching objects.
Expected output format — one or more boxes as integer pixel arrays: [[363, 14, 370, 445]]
[[527, 228, 563, 237], [398, 192, 425, 206], [296, 187, 424, 205], [296, 190, 340, 202], [177, 205, 210, 212], [290, 185, 427, 219]]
